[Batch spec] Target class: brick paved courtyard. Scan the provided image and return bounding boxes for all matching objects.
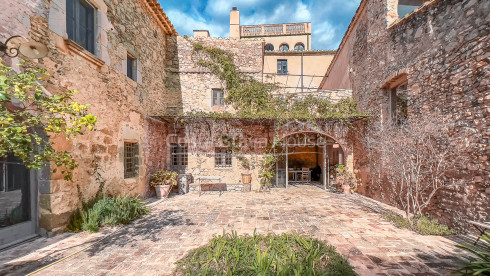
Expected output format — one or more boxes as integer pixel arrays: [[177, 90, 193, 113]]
[[1, 185, 466, 275]]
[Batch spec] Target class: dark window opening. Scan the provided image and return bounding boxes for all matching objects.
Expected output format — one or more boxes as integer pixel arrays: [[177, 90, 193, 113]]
[[277, 59, 288, 75], [265, 44, 274, 51], [66, 0, 95, 54], [0, 154, 30, 228], [127, 54, 136, 81], [215, 148, 232, 168], [398, 0, 425, 18], [171, 143, 188, 169], [124, 142, 139, 178], [390, 83, 408, 124], [212, 89, 224, 106], [294, 43, 305, 51], [279, 43, 289, 51]]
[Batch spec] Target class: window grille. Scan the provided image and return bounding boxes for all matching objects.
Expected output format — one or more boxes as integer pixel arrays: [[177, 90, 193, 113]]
[[124, 142, 139, 178], [171, 143, 188, 169], [215, 148, 232, 168]]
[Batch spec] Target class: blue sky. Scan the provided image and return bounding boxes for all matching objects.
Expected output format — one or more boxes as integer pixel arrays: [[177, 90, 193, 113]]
[[159, 0, 362, 50]]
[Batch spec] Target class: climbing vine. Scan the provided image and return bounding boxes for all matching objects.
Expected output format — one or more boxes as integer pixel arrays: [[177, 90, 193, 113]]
[[173, 43, 369, 188]]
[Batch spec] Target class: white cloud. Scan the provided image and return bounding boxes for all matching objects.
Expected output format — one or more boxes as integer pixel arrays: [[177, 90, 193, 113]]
[[294, 2, 311, 22], [312, 21, 338, 50]]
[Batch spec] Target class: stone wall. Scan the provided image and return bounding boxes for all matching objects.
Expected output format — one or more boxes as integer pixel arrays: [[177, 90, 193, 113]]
[[166, 36, 264, 114], [2, 0, 172, 231], [330, 0, 489, 230]]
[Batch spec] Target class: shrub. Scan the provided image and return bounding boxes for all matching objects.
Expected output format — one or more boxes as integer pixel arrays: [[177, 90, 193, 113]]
[[175, 231, 355, 275], [384, 211, 455, 236], [454, 233, 490, 275], [150, 170, 178, 186], [68, 196, 149, 233]]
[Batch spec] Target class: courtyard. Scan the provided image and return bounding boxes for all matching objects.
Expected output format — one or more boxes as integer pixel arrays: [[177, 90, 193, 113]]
[[0, 186, 466, 275]]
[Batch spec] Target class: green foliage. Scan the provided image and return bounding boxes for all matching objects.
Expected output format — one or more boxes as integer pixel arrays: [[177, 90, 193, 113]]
[[0, 59, 97, 180], [454, 233, 490, 276], [150, 170, 179, 186], [259, 154, 277, 189], [191, 43, 368, 121], [335, 165, 360, 192], [175, 231, 356, 275], [384, 211, 455, 236], [67, 196, 149, 233]]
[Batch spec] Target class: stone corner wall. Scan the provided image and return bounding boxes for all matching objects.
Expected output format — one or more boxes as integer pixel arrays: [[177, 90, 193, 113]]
[[349, 0, 489, 230]]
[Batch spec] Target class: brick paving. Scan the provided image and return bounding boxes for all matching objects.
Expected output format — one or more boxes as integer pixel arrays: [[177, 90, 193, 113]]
[[0, 185, 466, 275]]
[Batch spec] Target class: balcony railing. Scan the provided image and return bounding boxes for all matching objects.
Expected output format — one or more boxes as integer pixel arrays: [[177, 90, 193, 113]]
[[241, 23, 308, 37]]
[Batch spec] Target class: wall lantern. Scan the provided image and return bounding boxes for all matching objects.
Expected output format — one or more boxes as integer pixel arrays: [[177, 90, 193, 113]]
[[0, 36, 48, 59], [332, 143, 340, 149]]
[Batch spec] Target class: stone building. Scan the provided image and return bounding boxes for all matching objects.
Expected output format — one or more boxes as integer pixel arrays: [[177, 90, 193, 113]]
[[320, 0, 489, 229], [0, 0, 176, 247], [229, 7, 336, 94]]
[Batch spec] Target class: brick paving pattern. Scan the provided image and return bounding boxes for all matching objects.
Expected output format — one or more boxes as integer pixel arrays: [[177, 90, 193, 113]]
[[0, 185, 465, 275]]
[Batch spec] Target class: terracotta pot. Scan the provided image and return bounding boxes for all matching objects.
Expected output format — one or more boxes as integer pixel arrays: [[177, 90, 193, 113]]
[[155, 185, 172, 199], [241, 173, 252, 184], [342, 184, 351, 194]]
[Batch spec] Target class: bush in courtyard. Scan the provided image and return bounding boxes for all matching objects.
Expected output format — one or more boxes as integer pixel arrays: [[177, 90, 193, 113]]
[[384, 211, 455, 236], [68, 196, 149, 233], [454, 233, 490, 275], [175, 231, 355, 275], [150, 170, 179, 186]]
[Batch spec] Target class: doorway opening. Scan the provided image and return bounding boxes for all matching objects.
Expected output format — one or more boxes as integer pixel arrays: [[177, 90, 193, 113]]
[[272, 132, 344, 189]]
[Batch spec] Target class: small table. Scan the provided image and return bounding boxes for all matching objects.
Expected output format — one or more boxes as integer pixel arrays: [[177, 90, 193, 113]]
[[468, 220, 490, 245], [288, 170, 310, 183]]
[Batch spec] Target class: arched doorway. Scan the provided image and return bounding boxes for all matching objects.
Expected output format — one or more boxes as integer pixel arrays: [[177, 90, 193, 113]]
[[272, 132, 345, 189]]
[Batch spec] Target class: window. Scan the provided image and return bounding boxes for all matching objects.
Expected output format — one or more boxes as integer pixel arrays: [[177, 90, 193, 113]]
[[124, 142, 139, 178], [398, 0, 425, 18], [127, 54, 136, 81], [215, 148, 232, 168], [265, 43, 274, 51], [212, 89, 224, 106], [171, 143, 188, 169], [294, 43, 305, 51], [390, 83, 408, 124], [66, 0, 95, 54], [277, 59, 288, 75], [279, 43, 289, 51]]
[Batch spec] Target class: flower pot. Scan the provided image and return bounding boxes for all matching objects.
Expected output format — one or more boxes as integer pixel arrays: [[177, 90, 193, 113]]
[[241, 173, 252, 184], [155, 185, 172, 199], [342, 184, 351, 194]]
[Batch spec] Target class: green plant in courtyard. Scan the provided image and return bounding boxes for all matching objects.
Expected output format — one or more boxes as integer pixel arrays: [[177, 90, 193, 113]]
[[384, 211, 455, 236], [175, 231, 356, 275], [68, 195, 149, 233], [335, 165, 360, 192], [150, 170, 179, 186], [259, 154, 277, 190], [454, 233, 490, 275], [0, 59, 97, 180], [191, 43, 368, 121]]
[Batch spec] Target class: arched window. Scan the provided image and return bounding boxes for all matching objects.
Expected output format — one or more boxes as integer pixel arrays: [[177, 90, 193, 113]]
[[279, 43, 289, 51], [294, 43, 305, 51], [265, 43, 274, 51]]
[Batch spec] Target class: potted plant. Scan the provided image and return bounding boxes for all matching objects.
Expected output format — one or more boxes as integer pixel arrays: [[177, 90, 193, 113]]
[[335, 165, 359, 194], [150, 170, 179, 199]]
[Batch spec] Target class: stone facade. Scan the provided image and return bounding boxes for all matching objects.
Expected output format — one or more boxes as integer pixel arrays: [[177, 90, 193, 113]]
[[321, 0, 489, 229], [1, 0, 175, 231]]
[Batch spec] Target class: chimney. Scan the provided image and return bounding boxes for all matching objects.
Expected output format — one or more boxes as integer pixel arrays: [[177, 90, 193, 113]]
[[230, 7, 240, 39], [193, 30, 210, 38]]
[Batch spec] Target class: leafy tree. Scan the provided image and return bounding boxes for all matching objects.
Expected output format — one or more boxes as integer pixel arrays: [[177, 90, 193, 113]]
[[0, 59, 97, 180]]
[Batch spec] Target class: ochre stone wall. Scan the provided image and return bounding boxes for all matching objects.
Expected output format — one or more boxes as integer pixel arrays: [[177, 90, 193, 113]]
[[2, 0, 172, 231], [332, 0, 489, 230]]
